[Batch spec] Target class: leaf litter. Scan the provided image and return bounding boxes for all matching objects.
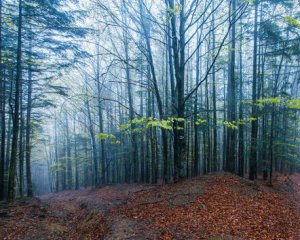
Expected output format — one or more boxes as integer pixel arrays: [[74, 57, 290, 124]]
[[0, 172, 299, 239]]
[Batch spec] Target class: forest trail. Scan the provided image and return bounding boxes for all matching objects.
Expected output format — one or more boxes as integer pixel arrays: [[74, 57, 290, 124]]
[[0, 172, 299, 240]]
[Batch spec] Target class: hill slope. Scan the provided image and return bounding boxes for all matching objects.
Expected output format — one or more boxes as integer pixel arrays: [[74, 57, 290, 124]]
[[0, 173, 299, 239]]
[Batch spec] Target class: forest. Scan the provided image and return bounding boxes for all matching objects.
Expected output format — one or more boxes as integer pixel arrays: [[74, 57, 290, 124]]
[[0, 0, 300, 239]]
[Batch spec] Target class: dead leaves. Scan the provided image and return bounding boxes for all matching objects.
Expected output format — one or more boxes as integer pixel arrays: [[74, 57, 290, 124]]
[[0, 173, 299, 239], [115, 173, 300, 239]]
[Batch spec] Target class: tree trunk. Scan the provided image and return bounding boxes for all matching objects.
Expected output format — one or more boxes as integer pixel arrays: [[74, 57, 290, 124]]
[[238, 20, 244, 177], [122, 3, 137, 182], [86, 100, 98, 186], [19, 107, 24, 197], [96, 31, 106, 184], [54, 116, 59, 192], [74, 117, 79, 190], [249, 0, 259, 181], [226, 0, 237, 173], [66, 115, 72, 189], [25, 34, 33, 197], [168, 0, 186, 181], [0, 0, 5, 200], [212, 3, 218, 171], [193, 29, 201, 176], [138, 0, 168, 182], [7, 0, 22, 202]]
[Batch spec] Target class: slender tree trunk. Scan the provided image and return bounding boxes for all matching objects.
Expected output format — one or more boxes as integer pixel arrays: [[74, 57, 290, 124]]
[[222, 69, 226, 170], [0, 0, 5, 200], [74, 117, 79, 190], [167, 16, 175, 180], [19, 65, 25, 197], [66, 115, 72, 189], [249, 0, 259, 181], [96, 31, 106, 184], [54, 116, 59, 192], [269, 53, 284, 185], [6, 71, 13, 172], [226, 0, 237, 173], [122, 3, 137, 182], [19, 109, 24, 197], [139, 88, 145, 182], [138, 1, 168, 182], [194, 30, 201, 176], [7, 0, 22, 202], [86, 100, 98, 186], [205, 62, 211, 173], [238, 20, 244, 177], [212, 4, 218, 171], [269, 107, 274, 185], [84, 137, 89, 187], [25, 34, 33, 197], [61, 132, 66, 190], [146, 69, 152, 183]]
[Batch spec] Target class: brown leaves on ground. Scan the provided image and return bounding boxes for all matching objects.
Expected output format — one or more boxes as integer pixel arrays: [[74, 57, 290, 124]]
[[113, 173, 300, 239], [0, 173, 299, 239]]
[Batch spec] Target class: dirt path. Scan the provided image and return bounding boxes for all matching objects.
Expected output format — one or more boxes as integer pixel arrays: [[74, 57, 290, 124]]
[[0, 173, 299, 240]]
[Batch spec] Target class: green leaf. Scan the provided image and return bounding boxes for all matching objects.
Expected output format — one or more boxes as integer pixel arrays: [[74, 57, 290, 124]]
[[146, 119, 173, 130], [98, 133, 116, 141], [284, 16, 300, 29], [223, 121, 238, 130], [287, 99, 300, 109], [195, 118, 207, 125], [257, 97, 282, 104]]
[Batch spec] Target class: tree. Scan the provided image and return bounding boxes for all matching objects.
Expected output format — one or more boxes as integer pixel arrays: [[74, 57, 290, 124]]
[[226, 0, 237, 173], [249, 0, 259, 181], [7, 0, 23, 202], [0, 0, 4, 201]]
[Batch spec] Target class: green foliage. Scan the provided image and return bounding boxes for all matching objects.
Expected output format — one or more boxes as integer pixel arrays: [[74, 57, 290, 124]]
[[195, 118, 207, 125], [248, 117, 258, 122], [119, 117, 189, 132], [237, 119, 246, 125], [223, 121, 238, 130], [98, 133, 121, 145], [166, 2, 183, 23], [284, 16, 300, 29], [217, 118, 257, 129], [98, 133, 116, 141], [257, 97, 282, 107], [170, 117, 186, 122], [287, 100, 300, 109], [119, 124, 129, 131], [131, 117, 147, 124], [146, 119, 173, 130], [288, 113, 296, 118], [166, 4, 182, 15], [237, 117, 257, 125], [243, 98, 300, 111]]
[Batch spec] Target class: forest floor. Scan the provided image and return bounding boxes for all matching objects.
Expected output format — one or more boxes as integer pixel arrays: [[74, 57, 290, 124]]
[[0, 172, 299, 240]]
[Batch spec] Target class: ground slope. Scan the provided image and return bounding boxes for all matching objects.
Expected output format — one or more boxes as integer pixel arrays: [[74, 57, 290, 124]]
[[0, 172, 299, 240]]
